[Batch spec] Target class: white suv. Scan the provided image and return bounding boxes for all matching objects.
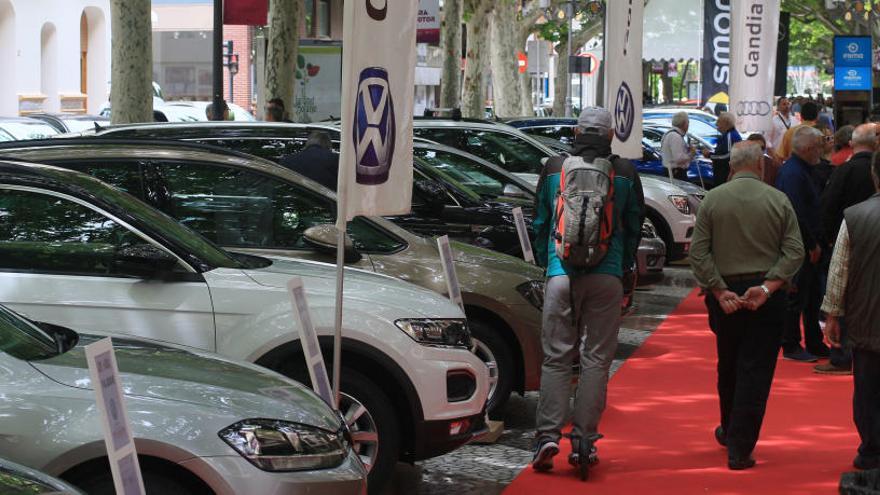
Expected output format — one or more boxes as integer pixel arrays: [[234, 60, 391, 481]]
[[0, 160, 488, 491]]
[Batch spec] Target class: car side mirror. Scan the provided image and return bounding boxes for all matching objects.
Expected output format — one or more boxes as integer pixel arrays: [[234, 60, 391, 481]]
[[114, 244, 179, 278], [502, 184, 527, 199], [302, 225, 363, 263], [413, 179, 447, 215]]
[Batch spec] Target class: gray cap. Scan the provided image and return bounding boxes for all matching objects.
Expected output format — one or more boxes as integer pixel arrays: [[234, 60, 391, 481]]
[[577, 106, 613, 133]]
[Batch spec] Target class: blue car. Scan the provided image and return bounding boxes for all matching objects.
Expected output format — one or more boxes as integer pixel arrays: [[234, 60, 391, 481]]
[[505, 117, 715, 188]]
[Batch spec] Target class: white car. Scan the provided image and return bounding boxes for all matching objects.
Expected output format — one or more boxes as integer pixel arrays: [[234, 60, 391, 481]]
[[0, 160, 489, 491], [411, 119, 696, 260]]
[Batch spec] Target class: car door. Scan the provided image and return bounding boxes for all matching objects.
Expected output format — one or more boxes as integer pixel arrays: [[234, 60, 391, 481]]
[[0, 185, 217, 350]]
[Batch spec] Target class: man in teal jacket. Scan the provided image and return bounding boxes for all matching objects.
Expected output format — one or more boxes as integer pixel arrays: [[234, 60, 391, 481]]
[[531, 107, 643, 472]]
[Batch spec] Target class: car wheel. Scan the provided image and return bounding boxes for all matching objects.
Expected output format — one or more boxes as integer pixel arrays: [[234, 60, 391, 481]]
[[469, 319, 515, 418], [340, 369, 400, 494], [645, 211, 674, 265], [68, 468, 205, 495]]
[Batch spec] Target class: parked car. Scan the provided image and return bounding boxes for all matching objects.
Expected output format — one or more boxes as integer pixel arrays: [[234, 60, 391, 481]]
[[54, 125, 548, 416], [643, 107, 720, 147], [0, 303, 367, 494], [0, 159, 488, 491], [26, 113, 110, 134], [408, 119, 696, 261], [0, 117, 59, 140], [0, 457, 83, 494]]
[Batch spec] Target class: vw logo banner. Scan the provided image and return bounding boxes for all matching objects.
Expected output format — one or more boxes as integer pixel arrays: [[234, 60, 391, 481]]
[[338, 0, 417, 222], [603, 0, 644, 159], [729, 0, 779, 133]]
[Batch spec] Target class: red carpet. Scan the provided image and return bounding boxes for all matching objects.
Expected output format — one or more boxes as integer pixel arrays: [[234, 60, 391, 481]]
[[505, 289, 859, 494]]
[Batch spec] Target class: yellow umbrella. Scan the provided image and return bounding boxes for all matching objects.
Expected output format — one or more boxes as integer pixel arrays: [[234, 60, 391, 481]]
[[708, 92, 729, 104]]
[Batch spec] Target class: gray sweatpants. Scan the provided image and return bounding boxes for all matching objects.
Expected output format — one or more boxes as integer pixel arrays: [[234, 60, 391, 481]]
[[535, 273, 623, 443]]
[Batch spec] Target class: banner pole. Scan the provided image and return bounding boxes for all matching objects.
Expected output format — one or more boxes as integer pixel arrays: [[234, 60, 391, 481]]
[[333, 222, 346, 410]]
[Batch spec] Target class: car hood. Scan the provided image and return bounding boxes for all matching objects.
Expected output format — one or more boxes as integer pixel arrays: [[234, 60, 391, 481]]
[[30, 334, 340, 431], [450, 240, 545, 280], [641, 174, 689, 195], [246, 257, 464, 318]]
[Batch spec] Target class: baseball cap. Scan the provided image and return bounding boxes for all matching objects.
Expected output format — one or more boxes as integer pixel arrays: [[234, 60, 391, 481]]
[[578, 106, 613, 133]]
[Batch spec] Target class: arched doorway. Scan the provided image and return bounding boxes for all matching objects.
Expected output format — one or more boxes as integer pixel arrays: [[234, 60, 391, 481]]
[[0, 1, 15, 115], [40, 22, 58, 112], [81, 7, 107, 114]]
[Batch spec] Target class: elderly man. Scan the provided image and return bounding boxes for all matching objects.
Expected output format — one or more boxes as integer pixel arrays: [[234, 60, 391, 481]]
[[767, 96, 801, 154], [777, 126, 828, 362], [822, 153, 880, 470], [709, 112, 743, 187], [816, 123, 879, 374], [691, 141, 804, 470], [661, 111, 693, 181]]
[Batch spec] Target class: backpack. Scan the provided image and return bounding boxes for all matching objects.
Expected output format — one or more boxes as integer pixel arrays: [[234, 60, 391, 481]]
[[552, 155, 615, 268]]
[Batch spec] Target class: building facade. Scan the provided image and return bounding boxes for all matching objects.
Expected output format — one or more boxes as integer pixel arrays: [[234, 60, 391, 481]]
[[0, 0, 111, 116]]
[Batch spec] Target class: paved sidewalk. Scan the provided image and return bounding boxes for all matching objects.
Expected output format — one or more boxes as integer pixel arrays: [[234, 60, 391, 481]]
[[386, 267, 698, 495]]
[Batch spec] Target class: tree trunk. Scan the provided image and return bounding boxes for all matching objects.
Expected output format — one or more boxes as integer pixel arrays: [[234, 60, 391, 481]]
[[553, 43, 568, 117], [461, 0, 490, 118], [489, 0, 522, 118], [519, 71, 532, 115], [265, 0, 301, 121], [109, 0, 152, 124], [440, 0, 463, 109], [660, 61, 673, 103]]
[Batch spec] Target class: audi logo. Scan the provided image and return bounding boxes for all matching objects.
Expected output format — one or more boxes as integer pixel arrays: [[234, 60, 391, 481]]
[[735, 100, 772, 117], [848, 42, 859, 53], [614, 82, 635, 141]]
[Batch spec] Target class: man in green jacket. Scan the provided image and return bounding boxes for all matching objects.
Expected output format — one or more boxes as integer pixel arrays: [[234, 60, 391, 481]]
[[531, 107, 642, 473]]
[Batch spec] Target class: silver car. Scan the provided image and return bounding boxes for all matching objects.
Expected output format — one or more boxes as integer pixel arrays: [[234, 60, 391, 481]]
[[0, 304, 366, 495]]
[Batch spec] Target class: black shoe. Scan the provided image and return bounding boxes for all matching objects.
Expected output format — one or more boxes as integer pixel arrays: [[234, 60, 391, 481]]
[[531, 438, 559, 472], [808, 346, 831, 359], [853, 454, 880, 470], [714, 426, 727, 447], [783, 348, 818, 362], [728, 456, 756, 470]]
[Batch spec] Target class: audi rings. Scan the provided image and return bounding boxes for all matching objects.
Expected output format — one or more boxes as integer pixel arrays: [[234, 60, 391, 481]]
[[735, 100, 772, 117]]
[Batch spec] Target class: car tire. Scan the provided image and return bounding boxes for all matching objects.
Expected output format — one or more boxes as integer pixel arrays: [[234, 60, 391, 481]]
[[469, 319, 515, 419], [339, 369, 400, 495], [68, 467, 205, 495], [646, 210, 674, 265]]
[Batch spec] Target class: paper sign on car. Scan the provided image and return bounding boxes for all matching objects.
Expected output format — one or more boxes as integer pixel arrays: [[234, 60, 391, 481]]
[[512, 207, 535, 264], [288, 278, 334, 408], [437, 235, 464, 310], [85, 337, 146, 495]]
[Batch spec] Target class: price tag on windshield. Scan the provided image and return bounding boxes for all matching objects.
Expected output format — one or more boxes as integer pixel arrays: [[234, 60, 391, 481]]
[[512, 207, 535, 264]]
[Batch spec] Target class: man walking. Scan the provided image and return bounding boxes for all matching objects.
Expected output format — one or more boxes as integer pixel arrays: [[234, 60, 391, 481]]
[[531, 107, 642, 473], [691, 142, 804, 470], [777, 126, 829, 362], [767, 96, 801, 155], [708, 112, 742, 187], [822, 152, 880, 470], [661, 111, 693, 181], [816, 123, 879, 375]]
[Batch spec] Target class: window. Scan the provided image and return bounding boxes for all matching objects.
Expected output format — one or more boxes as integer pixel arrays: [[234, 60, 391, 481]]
[[0, 188, 155, 277], [0, 306, 58, 361], [194, 137, 310, 163], [521, 126, 575, 145], [304, 0, 332, 38], [415, 148, 532, 201], [154, 162, 403, 253], [414, 128, 549, 174]]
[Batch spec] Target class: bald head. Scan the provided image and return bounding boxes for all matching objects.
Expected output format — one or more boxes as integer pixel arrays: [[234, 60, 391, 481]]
[[730, 141, 764, 175], [851, 123, 878, 153]]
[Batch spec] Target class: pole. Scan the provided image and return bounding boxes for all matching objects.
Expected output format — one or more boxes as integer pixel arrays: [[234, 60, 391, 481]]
[[565, 2, 573, 117], [212, 0, 224, 120], [333, 224, 345, 408]]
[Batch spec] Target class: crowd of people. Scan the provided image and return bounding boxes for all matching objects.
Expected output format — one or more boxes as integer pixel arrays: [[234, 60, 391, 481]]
[[530, 98, 880, 478]]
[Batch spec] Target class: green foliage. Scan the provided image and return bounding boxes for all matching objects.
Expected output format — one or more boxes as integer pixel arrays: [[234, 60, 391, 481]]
[[788, 15, 834, 67]]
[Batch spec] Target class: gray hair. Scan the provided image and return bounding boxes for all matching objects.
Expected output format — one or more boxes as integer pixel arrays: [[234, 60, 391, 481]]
[[306, 131, 333, 150], [671, 111, 689, 129], [851, 123, 877, 148], [791, 126, 822, 154], [730, 141, 763, 172], [717, 112, 736, 128]]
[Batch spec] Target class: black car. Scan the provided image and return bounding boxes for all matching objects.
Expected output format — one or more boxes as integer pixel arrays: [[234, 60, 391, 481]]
[[26, 113, 110, 134], [71, 122, 539, 257]]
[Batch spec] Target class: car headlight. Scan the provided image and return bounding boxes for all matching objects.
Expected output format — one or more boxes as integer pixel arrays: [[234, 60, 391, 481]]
[[668, 195, 691, 215], [516, 280, 544, 310], [219, 419, 347, 472], [395, 319, 471, 348]]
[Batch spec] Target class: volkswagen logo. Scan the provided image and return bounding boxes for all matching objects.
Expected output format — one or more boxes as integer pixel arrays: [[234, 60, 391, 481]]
[[614, 82, 634, 141], [848, 42, 860, 53], [735, 100, 772, 117], [353, 67, 396, 185]]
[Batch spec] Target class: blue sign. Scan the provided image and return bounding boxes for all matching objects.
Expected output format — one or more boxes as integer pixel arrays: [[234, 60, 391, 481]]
[[835, 66, 872, 91], [834, 36, 872, 67]]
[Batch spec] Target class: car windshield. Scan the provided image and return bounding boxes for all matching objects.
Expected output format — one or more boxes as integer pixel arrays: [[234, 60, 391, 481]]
[[0, 121, 59, 140], [0, 305, 59, 361], [415, 148, 533, 200], [36, 166, 244, 269]]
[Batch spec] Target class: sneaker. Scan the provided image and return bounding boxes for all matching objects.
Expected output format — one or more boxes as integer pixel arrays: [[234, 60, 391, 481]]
[[813, 363, 853, 375], [854, 454, 880, 470], [568, 436, 601, 467], [783, 349, 818, 362], [714, 425, 727, 447], [728, 455, 756, 470], [808, 346, 831, 359], [532, 439, 559, 472]]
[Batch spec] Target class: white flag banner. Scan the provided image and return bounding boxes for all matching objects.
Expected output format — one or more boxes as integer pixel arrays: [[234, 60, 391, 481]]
[[604, 0, 644, 159], [337, 0, 417, 224], [730, 0, 779, 133]]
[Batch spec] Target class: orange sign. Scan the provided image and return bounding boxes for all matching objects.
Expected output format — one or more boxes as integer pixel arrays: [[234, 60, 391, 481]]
[[518, 52, 528, 74]]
